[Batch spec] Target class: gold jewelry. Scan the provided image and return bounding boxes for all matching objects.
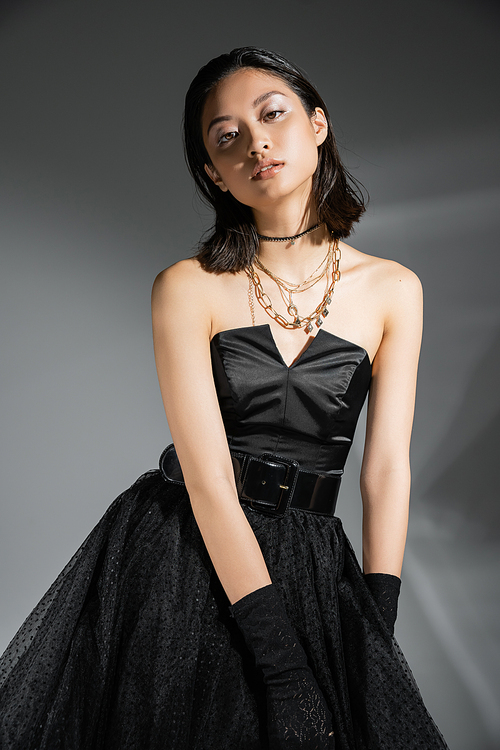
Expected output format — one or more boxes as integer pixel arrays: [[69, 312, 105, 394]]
[[248, 273, 256, 326], [245, 237, 341, 334], [254, 245, 330, 291], [254, 243, 332, 320]]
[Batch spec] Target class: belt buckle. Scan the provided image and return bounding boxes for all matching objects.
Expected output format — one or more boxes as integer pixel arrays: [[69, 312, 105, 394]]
[[247, 453, 300, 517]]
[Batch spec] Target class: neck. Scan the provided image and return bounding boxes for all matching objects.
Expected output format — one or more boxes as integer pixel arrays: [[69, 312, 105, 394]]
[[253, 189, 318, 240], [251, 186, 330, 281], [256, 221, 322, 242], [255, 224, 331, 283]]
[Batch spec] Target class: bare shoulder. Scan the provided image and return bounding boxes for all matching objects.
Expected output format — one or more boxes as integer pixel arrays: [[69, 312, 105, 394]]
[[342, 241, 422, 310], [151, 258, 223, 341], [152, 259, 248, 338], [152, 257, 216, 298], [373, 256, 421, 309], [151, 257, 225, 317]]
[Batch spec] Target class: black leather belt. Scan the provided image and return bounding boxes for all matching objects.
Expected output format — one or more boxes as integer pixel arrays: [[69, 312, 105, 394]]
[[159, 444, 342, 518]]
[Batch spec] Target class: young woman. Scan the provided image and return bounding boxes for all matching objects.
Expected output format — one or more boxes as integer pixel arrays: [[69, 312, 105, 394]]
[[0, 47, 449, 749]]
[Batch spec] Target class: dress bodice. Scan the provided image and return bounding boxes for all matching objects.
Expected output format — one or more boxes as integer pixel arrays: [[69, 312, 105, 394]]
[[210, 324, 372, 475]]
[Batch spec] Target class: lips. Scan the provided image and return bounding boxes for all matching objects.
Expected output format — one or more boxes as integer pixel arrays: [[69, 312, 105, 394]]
[[252, 159, 284, 180]]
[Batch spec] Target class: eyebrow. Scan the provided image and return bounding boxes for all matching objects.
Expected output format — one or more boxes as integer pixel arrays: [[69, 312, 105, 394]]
[[206, 90, 286, 136]]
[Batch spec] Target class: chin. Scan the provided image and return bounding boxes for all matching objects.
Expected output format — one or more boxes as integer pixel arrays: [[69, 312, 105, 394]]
[[254, 176, 313, 206]]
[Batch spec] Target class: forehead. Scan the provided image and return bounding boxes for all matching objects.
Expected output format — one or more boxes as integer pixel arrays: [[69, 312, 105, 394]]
[[202, 68, 297, 127]]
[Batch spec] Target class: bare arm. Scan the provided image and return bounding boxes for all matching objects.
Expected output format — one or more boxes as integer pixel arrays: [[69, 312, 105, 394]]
[[360, 263, 423, 576], [151, 261, 271, 604]]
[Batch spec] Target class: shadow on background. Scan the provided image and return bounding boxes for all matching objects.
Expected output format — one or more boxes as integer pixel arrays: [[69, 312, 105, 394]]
[[422, 329, 500, 542], [1, 1, 499, 748]]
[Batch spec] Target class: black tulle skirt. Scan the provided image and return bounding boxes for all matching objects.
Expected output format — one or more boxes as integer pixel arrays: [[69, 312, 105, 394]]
[[0, 470, 449, 749]]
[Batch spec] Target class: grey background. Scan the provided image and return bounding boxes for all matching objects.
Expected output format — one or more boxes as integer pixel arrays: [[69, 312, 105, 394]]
[[1, 1, 499, 747]]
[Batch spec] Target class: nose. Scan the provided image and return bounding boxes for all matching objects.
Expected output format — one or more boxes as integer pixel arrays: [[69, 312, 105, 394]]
[[249, 142, 269, 156], [247, 124, 271, 157]]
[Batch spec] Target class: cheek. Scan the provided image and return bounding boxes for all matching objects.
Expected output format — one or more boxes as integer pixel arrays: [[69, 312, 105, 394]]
[[282, 126, 319, 179], [221, 162, 251, 194], [215, 161, 253, 202], [285, 120, 318, 155], [211, 147, 246, 181]]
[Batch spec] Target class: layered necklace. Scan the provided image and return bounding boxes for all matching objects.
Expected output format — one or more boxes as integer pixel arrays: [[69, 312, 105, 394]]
[[245, 232, 341, 334]]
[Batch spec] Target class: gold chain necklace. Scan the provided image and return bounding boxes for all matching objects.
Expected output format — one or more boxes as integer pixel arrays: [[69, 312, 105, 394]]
[[245, 237, 341, 334], [255, 241, 333, 324], [254, 243, 331, 292]]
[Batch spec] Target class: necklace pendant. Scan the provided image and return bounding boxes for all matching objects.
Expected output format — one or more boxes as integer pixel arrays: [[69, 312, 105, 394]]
[[249, 236, 340, 338]]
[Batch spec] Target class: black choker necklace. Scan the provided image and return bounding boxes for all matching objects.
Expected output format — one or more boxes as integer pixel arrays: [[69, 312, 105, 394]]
[[256, 222, 323, 246]]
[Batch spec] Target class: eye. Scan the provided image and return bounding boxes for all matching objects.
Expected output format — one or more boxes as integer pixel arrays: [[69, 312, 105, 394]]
[[218, 130, 238, 146], [264, 110, 285, 121]]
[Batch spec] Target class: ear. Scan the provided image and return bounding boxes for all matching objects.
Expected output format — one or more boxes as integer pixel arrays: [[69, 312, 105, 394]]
[[311, 108, 328, 147], [204, 163, 229, 192]]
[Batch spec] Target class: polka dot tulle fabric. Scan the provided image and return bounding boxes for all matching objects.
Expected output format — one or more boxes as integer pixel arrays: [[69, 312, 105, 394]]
[[0, 473, 448, 749]]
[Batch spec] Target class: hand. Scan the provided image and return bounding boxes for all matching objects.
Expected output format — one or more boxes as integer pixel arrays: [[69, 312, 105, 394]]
[[266, 666, 335, 749], [230, 584, 335, 749]]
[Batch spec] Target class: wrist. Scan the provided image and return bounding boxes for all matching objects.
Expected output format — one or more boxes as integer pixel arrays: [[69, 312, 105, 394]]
[[363, 573, 401, 635], [363, 572, 401, 586]]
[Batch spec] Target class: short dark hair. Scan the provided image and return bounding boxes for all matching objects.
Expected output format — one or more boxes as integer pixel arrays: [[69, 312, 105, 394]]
[[183, 47, 367, 273]]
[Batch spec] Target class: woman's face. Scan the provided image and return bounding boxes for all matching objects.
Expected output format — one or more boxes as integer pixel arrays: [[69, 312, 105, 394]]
[[201, 68, 328, 212]]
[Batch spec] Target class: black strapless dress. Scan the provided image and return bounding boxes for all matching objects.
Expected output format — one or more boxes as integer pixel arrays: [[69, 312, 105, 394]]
[[0, 325, 449, 749]]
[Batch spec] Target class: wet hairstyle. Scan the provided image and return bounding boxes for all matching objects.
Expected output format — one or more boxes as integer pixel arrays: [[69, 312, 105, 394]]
[[183, 47, 367, 273]]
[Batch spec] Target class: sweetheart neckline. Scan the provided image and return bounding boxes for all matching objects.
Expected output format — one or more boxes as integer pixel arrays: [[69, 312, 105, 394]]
[[211, 323, 372, 370]]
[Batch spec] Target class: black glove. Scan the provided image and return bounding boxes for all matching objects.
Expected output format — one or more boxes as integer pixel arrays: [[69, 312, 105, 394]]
[[230, 584, 335, 749], [363, 573, 401, 635]]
